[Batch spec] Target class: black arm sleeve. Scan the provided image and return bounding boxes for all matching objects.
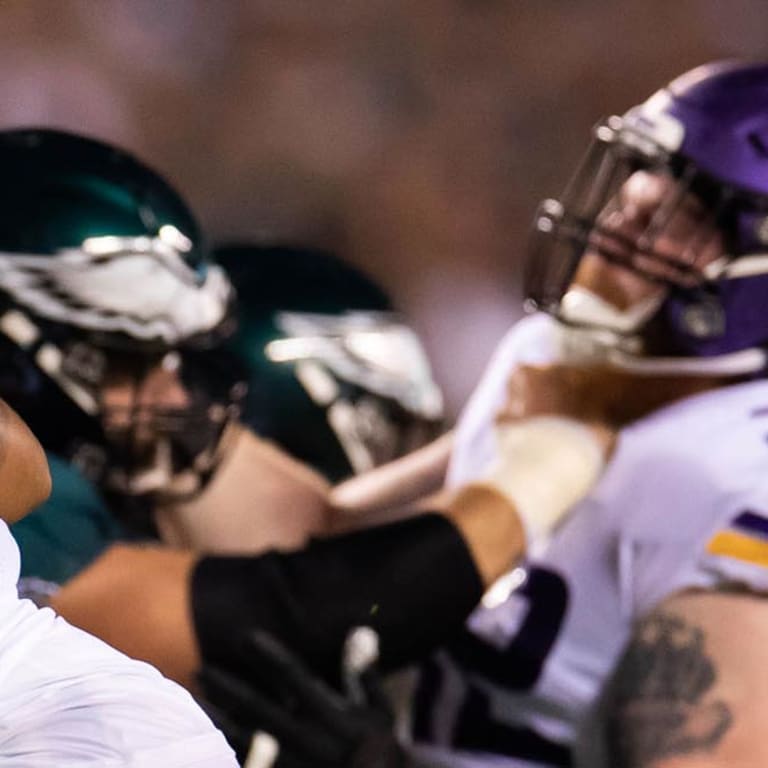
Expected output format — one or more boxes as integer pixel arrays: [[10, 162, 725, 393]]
[[191, 513, 483, 682]]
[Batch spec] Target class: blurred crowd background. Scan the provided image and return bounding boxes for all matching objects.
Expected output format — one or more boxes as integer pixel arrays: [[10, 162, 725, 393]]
[[1, 0, 766, 415]]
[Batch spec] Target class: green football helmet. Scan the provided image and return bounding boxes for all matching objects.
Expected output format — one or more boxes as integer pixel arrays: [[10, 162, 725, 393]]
[[0, 128, 243, 513], [217, 243, 444, 481]]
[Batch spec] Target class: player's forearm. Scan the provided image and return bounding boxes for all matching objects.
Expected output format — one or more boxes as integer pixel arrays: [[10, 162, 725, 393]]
[[443, 484, 525, 587], [50, 504, 510, 696], [192, 511, 485, 681], [50, 544, 201, 689], [328, 432, 453, 527], [193, 478, 535, 685], [212, 417, 609, 680]]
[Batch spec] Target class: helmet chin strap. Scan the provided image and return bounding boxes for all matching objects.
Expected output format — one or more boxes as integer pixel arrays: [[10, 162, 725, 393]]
[[556, 286, 768, 377]]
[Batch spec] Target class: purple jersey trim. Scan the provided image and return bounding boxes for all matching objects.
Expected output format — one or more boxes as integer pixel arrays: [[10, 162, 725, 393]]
[[732, 510, 768, 539]]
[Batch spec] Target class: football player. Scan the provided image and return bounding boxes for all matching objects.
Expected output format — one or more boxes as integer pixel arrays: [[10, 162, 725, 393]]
[[0, 400, 237, 765], [0, 198, 237, 767], [411, 60, 768, 768], [0, 127, 245, 533]]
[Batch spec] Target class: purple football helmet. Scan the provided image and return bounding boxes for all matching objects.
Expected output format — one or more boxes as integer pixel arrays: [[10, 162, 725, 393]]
[[526, 60, 768, 373]]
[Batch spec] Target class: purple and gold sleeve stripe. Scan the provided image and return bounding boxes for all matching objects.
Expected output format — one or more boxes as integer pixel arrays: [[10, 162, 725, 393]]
[[731, 511, 768, 539], [704, 511, 768, 569], [706, 530, 768, 569]]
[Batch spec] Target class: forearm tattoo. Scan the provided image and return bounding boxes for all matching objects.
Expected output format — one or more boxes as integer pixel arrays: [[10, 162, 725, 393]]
[[605, 610, 732, 767]]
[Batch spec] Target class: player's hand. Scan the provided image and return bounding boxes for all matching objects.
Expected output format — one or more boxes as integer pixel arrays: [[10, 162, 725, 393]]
[[199, 629, 412, 768], [496, 364, 621, 457], [498, 363, 710, 431]]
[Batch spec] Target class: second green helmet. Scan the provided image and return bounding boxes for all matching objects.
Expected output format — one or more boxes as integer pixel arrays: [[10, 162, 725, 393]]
[[218, 243, 444, 481]]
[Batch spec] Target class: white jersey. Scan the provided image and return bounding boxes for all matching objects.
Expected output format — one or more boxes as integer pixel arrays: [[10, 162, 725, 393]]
[[412, 313, 768, 768], [0, 520, 237, 767]]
